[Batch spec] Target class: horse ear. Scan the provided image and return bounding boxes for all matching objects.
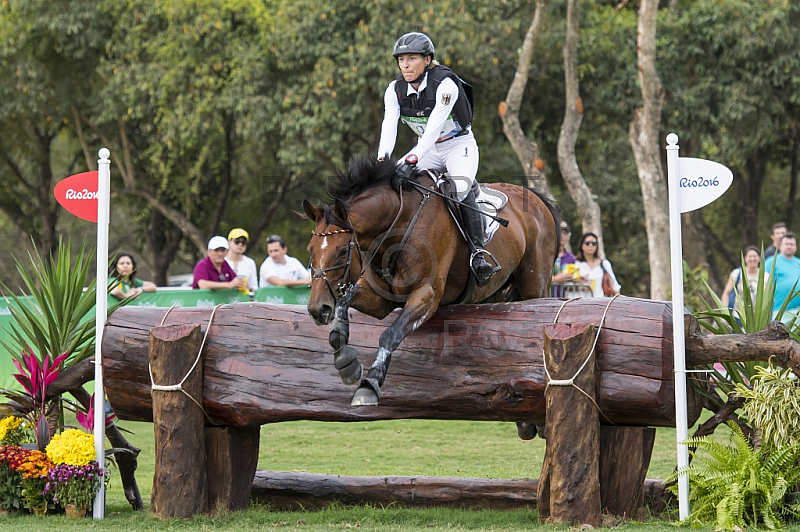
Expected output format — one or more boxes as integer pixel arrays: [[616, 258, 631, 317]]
[[303, 200, 323, 222], [333, 199, 348, 223]]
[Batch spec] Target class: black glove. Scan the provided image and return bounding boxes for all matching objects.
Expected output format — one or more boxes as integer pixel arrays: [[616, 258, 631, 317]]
[[392, 155, 417, 189]]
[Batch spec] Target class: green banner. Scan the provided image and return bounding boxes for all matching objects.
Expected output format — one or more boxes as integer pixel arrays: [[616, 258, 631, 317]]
[[107, 288, 249, 309], [253, 286, 310, 306]]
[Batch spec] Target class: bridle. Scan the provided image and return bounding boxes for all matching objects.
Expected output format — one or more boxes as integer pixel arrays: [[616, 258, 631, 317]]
[[309, 227, 360, 306], [308, 183, 434, 308]]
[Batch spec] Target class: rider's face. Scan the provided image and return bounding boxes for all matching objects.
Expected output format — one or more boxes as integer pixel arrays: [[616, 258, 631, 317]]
[[397, 53, 429, 84]]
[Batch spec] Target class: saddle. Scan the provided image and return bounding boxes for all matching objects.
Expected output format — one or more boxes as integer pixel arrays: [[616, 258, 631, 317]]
[[418, 170, 509, 303]]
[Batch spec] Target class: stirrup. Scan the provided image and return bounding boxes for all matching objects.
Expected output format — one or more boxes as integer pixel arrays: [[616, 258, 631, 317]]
[[470, 249, 502, 286]]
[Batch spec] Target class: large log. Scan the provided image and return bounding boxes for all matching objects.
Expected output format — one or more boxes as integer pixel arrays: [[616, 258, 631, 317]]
[[103, 297, 706, 427], [250, 472, 672, 512]]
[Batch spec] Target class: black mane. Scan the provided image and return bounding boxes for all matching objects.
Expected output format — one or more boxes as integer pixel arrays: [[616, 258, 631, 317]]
[[326, 154, 399, 203]]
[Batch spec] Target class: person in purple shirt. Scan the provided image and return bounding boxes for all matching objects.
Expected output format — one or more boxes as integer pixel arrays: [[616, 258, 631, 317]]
[[192, 236, 246, 290]]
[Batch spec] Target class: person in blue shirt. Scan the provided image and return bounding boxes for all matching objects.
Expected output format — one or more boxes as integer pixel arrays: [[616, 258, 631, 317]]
[[763, 231, 800, 321]]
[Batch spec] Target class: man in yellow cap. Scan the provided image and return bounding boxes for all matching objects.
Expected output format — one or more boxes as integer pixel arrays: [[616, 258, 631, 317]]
[[225, 228, 258, 293]]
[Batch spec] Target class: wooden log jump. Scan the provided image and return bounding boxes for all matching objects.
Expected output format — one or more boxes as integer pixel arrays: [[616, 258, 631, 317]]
[[102, 297, 707, 428], [102, 298, 800, 517]]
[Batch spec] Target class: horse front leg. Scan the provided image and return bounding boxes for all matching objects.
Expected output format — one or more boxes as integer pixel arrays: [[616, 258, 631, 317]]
[[351, 287, 438, 406], [329, 286, 362, 385]]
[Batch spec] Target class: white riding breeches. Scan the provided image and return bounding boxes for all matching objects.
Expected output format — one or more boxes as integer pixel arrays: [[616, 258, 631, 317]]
[[405, 132, 479, 200]]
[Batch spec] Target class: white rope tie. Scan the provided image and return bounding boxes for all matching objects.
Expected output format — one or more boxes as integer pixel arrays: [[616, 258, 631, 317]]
[[149, 304, 223, 417], [543, 295, 619, 422]]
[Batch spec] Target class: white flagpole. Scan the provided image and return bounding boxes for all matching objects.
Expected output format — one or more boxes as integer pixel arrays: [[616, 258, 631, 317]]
[[666, 133, 690, 519], [93, 148, 111, 519]]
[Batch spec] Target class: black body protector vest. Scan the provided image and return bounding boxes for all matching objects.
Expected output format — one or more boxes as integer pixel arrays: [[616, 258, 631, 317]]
[[394, 65, 474, 142]]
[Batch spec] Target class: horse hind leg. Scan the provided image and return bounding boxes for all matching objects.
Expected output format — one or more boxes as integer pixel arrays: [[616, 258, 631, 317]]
[[329, 302, 362, 385]]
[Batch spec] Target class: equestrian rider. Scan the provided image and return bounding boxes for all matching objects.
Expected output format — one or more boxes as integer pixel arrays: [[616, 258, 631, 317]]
[[377, 32, 499, 287]]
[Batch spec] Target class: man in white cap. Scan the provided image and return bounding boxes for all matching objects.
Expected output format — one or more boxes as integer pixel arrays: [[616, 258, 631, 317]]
[[225, 228, 258, 292], [192, 236, 246, 290]]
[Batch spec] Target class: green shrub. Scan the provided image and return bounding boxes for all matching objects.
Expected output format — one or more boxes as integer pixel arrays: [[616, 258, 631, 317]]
[[668, 421, 800, 530], [735, 364, 800, 453]]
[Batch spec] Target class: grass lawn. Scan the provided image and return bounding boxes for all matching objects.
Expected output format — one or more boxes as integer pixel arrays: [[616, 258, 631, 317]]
[[0, 417, 700, 531]]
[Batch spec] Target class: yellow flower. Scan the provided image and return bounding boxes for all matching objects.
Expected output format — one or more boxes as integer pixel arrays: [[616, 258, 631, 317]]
[[0, 415, 23, 441], [45, 429, 96, 466]]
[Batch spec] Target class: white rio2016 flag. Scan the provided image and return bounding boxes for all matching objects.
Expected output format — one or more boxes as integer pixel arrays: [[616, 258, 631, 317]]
[[666, 133, 733, 520]]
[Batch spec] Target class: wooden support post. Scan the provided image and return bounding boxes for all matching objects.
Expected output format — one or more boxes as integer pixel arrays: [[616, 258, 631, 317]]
[[150, 324, 207, 519], [599, 426, 656, 517], [206, 426, 261, 512], [538, 323, 601, 526]]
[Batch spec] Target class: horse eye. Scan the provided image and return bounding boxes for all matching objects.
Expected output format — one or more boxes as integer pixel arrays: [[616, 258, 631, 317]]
[[336, 248, 348, 260]]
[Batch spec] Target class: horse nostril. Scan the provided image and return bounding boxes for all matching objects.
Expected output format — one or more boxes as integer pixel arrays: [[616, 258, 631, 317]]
[[319, 304, 333, 322]]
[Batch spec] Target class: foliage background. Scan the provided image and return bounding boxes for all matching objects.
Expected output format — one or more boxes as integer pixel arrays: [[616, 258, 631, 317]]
[[0, 0, 797, 296]]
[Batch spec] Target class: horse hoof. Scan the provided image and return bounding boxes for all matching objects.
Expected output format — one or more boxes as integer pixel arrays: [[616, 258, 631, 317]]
[[338, 359, 363, 385], [351, 387, 379, 406]]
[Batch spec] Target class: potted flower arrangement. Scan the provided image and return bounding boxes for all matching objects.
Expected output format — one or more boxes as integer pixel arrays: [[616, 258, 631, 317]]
[[15, 449, 53, 515], [43, 428, 104, 518], [0, 415, 34, 447], [0, 446, 26, 514]]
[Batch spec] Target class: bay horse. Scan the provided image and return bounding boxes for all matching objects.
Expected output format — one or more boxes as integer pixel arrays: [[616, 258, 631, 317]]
[[303, 155, 559, 408]]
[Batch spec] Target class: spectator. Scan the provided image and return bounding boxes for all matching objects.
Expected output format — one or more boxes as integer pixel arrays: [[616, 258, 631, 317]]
[[551, 221, 577, 296], [109, 252, 156, 299], [574, 232, 621, 298], [193, 236, 245, 291], [225, 228, 258, 293], [763, 231, 800, 320], [764, 222, 787, 259], [259, 234, 311, 288], [720, 246, 768, 313]]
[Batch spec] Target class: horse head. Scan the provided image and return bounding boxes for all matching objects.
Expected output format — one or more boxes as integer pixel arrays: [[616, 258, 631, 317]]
[[303, 198, 360, 325]]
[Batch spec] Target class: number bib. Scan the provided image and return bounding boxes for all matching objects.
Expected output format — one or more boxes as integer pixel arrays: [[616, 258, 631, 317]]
[[401, 114, 460, 141]]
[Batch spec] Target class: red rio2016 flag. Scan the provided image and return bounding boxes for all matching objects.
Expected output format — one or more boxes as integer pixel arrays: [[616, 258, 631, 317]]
[[53, 171, 99, 223]]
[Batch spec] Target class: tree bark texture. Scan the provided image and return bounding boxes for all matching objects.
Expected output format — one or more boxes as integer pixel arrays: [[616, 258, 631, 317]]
[[499, 0, 553, 200], [557, 0, 604, 252], [250, 472, 671, 512], [206, 426, 260, 512], [538, 324, 601, 526], [103, 298, 709, 429], [598, 426, 655, 517], [628, 0, 671, 301], [149, 324, 208, 519]]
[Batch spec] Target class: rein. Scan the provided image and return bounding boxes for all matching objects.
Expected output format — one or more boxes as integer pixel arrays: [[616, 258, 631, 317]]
[[309, 183, 434, 306]]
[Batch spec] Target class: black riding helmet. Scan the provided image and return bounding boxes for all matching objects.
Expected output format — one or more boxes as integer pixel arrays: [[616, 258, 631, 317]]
[[392, 32, 435, 60]]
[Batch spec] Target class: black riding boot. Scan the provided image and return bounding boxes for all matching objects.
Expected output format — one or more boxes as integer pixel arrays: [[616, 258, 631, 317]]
[[460, 189, 500, 287]]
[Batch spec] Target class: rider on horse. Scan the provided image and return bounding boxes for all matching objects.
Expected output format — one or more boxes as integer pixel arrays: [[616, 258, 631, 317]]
[[377, 32, 500, 287]]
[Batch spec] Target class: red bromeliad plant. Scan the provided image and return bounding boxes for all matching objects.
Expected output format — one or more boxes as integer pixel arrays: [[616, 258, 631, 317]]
[[1, 349, 69, 451], [76, 393, 116, 432]]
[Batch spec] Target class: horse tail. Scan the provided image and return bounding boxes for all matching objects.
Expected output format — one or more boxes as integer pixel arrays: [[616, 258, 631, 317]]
[[526, 187, 562, 259]]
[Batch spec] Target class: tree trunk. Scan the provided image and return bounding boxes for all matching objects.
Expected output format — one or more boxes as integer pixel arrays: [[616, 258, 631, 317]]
[[150, 324, 207, 519], [538, 323, 601, 526], [628, 0, 670, 301], [557, 0, 604, 252], [499, 0, 553, 200]]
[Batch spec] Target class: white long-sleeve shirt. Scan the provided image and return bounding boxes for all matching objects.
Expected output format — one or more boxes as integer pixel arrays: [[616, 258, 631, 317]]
[[377, 74, 460, 162]]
